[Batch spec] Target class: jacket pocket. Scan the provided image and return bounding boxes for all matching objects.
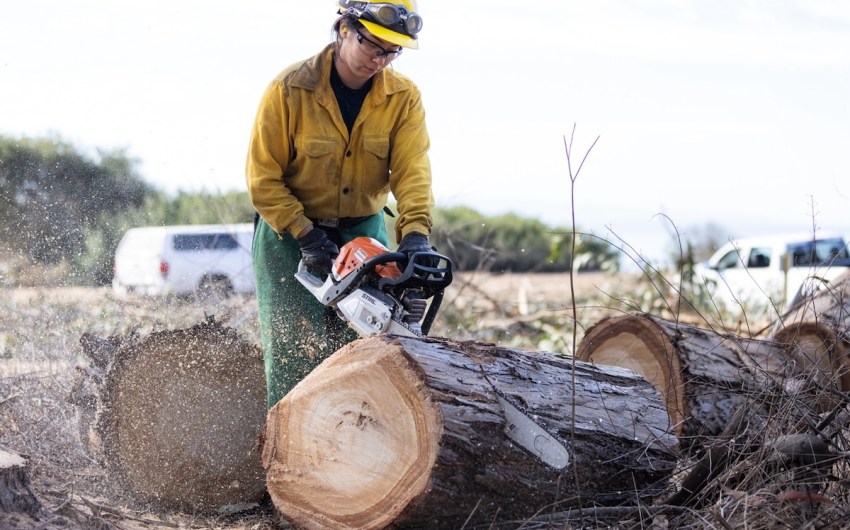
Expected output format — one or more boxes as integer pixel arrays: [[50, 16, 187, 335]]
[[290, 135, 339, 191], [301, 136, 337, 158], [360, 135, 390, 193]]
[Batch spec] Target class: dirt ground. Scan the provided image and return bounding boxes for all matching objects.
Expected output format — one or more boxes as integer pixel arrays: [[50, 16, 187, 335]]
[[0, 272, 623, 529], [4, 272, 844, 529]]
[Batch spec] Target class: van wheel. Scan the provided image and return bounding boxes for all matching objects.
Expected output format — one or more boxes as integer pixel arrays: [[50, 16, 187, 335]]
[[198, 276, 233, 300]]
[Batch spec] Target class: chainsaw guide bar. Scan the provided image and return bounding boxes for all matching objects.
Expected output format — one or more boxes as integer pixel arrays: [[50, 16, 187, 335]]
[[497, 394, 571, 470]]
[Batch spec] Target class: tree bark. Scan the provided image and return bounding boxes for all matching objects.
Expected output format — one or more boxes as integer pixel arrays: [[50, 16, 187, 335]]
[[0, 449, 41, 515], [575, 313, 811, 445], [767, 269, 850, 409], [263, 335, 679, 530], [69, 318, 268, 512]]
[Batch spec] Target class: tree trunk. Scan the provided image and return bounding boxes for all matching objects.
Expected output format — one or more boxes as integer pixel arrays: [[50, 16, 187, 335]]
[[575, 313, 811, 445], [0, 449, 41, 515], [262, 335, 679, 530], [767, 269, 850, 410], [69, 318, 268, 512]]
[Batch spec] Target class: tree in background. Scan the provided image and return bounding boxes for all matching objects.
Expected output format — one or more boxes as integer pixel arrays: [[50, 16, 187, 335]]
[[680, 222, 730, 263], [1, 135, 624, 286], [0, 135, 151, 277], [430, 206, 619, 273], [148, 190, 255, 226], [549, 230, 621, 273], [0, 135, 254, 285]]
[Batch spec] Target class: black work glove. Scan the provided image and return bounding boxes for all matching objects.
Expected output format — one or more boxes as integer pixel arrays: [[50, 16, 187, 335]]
[[397, 232, 433, 256], [297, 227, 339, 277], [397, 232, 439, 268]]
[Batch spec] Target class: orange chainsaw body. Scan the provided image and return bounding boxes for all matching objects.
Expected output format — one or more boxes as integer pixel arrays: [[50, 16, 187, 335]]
[[332, 237, 402, 281]]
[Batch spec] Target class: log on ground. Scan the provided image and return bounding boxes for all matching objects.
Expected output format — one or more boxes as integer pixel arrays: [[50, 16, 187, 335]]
[[575, 313, 810, 444], [71, 318, 268, 512], [263, 335, 679, 530]]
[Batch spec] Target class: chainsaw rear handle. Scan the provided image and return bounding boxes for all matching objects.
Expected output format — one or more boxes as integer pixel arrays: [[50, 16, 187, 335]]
[[295, 260, 350, 305], [295, 260, 324, 288]]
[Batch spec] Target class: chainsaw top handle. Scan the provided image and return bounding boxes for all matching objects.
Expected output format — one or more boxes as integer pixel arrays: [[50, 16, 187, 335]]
[[376, 251, 453, 296]]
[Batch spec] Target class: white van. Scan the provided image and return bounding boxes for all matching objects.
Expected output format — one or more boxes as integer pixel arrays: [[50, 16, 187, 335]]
[[112, 223, 255, 296], [694, 231, 850, 315]]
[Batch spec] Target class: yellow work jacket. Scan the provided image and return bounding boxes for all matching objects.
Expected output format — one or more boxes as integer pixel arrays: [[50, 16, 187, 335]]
[[246, 44, 433, 242]]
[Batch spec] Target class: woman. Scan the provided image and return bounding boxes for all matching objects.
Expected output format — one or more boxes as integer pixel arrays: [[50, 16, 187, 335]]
[[246, 0, 436, 408]]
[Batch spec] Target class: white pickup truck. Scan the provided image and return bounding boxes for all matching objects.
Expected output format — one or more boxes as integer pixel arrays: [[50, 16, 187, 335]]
[[694, 231, 850, 316]]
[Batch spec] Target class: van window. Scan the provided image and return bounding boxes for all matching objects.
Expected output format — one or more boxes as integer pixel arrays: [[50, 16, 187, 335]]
[[172, 233, 239, 252], [747, 247, 771, 268], [786, 238, 849, 266], [788, 242, 815, 266]]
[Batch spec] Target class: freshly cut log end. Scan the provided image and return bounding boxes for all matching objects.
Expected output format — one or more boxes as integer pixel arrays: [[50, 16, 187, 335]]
[[770, 323, 850, 409], [768, 272, 850, 411], [576, 314, 684, 433], [95, 321, 268, 512], [263, 339, 442, 530]]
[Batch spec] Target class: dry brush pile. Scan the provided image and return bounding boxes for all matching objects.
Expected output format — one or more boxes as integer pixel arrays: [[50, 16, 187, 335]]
[[2, 270, 850, 529]]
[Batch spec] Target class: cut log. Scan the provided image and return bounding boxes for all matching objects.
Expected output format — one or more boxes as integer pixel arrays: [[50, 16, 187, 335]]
[[263, 335, 679, 529], [0, 449, 41, 515], [71, 319, 268, 512], [575, 313, 808, 443], [767, 269, 850, 409]]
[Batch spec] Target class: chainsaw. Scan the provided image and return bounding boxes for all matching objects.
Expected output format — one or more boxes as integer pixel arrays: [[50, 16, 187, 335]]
[[294, 237, 453, 338], [295, 237, 571, 470]]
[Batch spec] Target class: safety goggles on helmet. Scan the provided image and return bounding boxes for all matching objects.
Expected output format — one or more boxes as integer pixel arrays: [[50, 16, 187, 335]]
[[340, 1, 423, 38]]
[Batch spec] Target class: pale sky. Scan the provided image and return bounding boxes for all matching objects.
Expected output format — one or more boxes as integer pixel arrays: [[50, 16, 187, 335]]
[[2, 1, 849, 265]]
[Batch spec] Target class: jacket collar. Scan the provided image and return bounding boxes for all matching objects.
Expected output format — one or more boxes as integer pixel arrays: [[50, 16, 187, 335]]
[[289, 43, 408, 105]]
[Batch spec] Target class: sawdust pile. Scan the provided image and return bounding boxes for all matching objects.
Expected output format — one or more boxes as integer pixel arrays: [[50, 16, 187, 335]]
[[0, 288, 278, 529]]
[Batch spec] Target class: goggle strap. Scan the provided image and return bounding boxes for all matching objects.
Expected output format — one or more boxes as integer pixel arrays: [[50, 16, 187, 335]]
[[343, 2, 421, 37]]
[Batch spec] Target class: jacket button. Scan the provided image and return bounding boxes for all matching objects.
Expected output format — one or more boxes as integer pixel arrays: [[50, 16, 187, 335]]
[[343, 187, 350, 194], [346, 150, 352, 157]]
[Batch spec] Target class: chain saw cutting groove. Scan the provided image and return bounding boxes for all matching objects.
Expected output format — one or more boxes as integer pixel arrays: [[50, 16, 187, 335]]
[[295, 237, 453, 338]]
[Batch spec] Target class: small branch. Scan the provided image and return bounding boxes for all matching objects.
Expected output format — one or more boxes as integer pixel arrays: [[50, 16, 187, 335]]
[[562, 123, 600, 512], [0, 393, 21, 407]]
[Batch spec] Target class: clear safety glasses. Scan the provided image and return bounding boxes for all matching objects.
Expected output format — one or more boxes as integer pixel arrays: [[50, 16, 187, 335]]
[[343, 1, 423, 37], [354, 27, 403, 59]]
